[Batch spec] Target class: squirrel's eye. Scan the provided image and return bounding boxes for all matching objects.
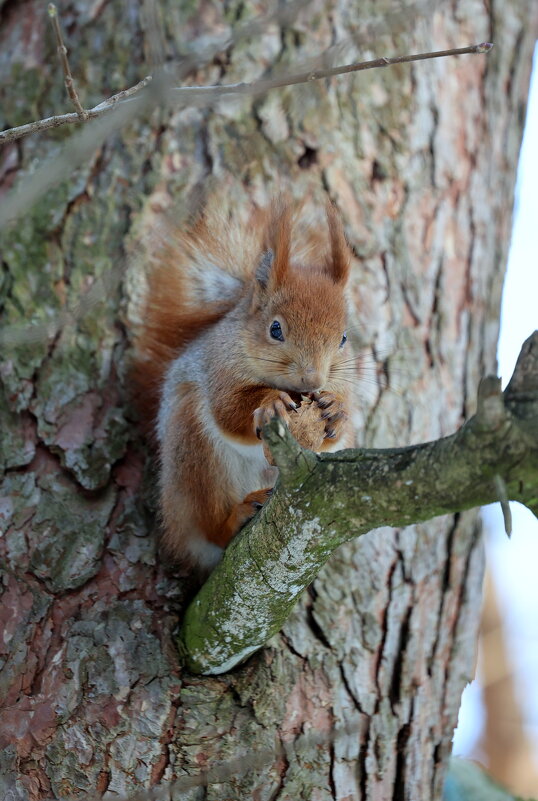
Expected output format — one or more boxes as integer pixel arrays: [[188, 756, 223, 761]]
[[340, 332, 347, 348], [270, 320, 285, 341]]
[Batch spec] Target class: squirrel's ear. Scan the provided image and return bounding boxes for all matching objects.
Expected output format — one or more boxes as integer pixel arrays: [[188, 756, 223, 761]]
[[255, 249, 274, 289], [259, 200, 291, 289], [326, 202, 350, 285]]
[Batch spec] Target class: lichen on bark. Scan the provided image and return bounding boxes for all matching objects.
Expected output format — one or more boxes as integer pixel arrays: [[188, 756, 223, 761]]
[[1, 0, 538, 799]]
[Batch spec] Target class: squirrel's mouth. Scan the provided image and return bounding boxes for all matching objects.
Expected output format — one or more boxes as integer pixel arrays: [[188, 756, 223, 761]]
[[270, 383, 320, 401], [286, 389, 305, 405], [262, 367, 327, 397]]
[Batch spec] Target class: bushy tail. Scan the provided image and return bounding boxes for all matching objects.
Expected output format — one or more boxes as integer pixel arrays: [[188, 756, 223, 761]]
[[130, 206, 257, 433]]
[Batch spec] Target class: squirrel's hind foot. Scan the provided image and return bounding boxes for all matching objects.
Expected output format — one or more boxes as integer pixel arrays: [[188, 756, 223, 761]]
[[220, 487, 273, 544]]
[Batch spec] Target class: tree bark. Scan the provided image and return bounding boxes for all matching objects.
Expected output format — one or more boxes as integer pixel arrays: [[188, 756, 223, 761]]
[[0, 2, 536, 800]]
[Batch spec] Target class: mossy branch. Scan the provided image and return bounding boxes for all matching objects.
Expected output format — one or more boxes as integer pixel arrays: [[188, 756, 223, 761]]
[[178, 333, 538, 675]]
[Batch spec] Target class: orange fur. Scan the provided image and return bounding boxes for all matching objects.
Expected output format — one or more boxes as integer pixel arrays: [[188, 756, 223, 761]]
[[131, 252, 235, 434], [159, 387, 275, 557], [218, 488, 273, 548], [211, 385, 299, 443], [132, 199, 356, 572], [160, 387, 235, 555], [264, 200, 293, 287], [326, 202, 350, 284]]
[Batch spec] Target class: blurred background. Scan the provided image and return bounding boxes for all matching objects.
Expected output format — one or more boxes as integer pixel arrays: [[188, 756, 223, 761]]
[[452, 42, 538, 799]]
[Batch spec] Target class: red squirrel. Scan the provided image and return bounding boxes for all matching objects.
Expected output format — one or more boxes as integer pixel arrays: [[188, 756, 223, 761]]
[[132, 199, 355, 572]]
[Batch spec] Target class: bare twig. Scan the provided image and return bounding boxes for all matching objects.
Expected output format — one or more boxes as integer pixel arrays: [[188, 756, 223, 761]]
[[91, 75, 153, 111], [0, 43, 492, 146], [0, 110, 107, 145], [47, 3, 87, 120], [169, 42, 494, 104], [0, 77, 152, 146]]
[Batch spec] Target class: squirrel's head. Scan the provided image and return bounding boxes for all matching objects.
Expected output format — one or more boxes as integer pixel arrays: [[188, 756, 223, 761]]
[[245, 202, 351, 394]]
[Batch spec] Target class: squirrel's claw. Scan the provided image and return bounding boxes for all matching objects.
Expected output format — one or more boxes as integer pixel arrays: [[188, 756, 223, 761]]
[[253, 391, 295, 438], [313, 391, 348, 441]]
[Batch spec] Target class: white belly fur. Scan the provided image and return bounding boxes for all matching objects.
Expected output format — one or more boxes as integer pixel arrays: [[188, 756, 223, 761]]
[[160, 349, 279, 498], [218, 433, 278, 497]]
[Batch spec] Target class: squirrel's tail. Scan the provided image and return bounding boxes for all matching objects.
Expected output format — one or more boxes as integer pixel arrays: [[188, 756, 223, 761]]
[[130, 204, 260, 433]]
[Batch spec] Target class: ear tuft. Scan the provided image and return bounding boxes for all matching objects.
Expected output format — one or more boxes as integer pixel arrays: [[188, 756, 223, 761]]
[[264, 199, 292, 287], [256, 249, 274, 288], [326, 202, 350, 284]]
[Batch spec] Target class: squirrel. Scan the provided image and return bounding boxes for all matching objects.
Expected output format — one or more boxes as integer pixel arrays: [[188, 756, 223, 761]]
[[132, 198, 355, 573]]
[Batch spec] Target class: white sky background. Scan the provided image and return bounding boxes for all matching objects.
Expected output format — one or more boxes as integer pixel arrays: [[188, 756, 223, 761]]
[[453, 43, 538, 759]]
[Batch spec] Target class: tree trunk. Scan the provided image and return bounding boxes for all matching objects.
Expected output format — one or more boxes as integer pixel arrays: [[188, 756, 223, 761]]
[[0, 1, 536, 800]]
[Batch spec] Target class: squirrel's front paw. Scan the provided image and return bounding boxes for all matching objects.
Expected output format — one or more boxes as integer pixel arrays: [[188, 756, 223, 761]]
[[253, 392, 298, 439], [312, 391, 348, 441]]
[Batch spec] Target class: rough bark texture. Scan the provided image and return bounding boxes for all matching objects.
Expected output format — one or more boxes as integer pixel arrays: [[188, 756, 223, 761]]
[[0, 1, 536, 800]]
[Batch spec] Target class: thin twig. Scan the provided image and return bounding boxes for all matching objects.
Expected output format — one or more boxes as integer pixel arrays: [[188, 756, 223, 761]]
[[47, 3, 87, 120], [0, 43, 492, 146], [91, 75, 153, 111], [170, 42, 494, 102], [0, 77, 152, 146]]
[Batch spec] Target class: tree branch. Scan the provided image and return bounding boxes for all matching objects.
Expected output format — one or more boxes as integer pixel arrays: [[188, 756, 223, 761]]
[[0, 43, 492, 146], [47, 3, 87, 120], [178, 332, 538, 675]]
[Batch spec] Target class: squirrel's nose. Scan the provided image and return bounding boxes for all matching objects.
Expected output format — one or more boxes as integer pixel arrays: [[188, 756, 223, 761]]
[[299, 368, 324, 392]]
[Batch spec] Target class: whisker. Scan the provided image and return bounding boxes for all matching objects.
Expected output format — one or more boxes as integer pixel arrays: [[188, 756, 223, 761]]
[[333, 367, 399, 377], [329, 374, 378, 386], [330, 371, 405, 396], [332, 376, 382, 387], [250, 356, 288, 365], [328, 376, 362, 387], [335, 361, 411, 382], [339, 345, 417, 361], [332, 365, 388, 375], [333, 376, 402, 394], [345, 342, 418, 359], [336, 358, 376, 367]]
